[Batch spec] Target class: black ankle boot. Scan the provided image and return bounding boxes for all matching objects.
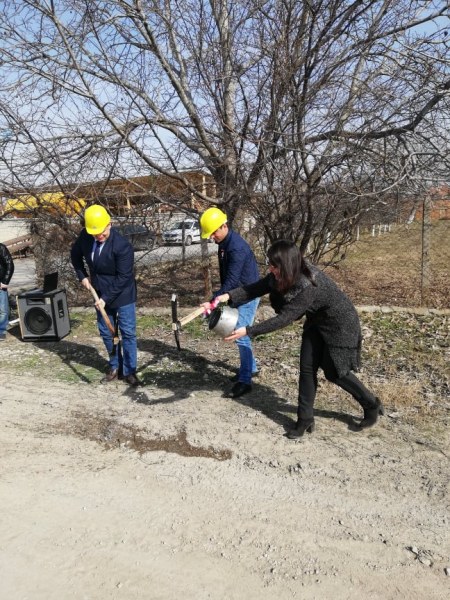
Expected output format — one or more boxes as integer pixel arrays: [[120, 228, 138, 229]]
[[358, 398, 385, 429], [286, 418, 315, 439]]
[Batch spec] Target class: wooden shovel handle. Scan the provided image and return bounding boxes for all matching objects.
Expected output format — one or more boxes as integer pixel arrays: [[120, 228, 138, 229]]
[[87, 284, 116, 337]]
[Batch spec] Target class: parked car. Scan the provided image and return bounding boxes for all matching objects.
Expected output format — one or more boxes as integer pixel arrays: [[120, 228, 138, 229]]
[[162, 219, 202, 246], [116, 223, 157, 251]]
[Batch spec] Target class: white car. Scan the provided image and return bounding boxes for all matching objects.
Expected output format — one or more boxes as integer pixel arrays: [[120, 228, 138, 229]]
[[162, 219, 202, 246]]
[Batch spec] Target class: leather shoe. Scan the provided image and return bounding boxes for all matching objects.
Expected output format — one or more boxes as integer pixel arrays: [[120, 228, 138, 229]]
[[229, 371, 259, 383], [100, 369, 119, 384], [229, 382, 252, 398], [124, 373, 141, 387]]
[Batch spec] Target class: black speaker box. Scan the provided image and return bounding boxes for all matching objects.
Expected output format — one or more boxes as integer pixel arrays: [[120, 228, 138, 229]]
[[17, 289, 71, 342]]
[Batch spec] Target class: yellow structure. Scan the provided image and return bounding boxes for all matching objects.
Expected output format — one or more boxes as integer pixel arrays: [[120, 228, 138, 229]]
[[4, 192, 85, 216]]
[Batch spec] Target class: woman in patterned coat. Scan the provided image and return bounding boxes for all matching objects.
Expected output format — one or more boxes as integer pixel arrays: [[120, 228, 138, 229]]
[[215, 240, 384, 439]]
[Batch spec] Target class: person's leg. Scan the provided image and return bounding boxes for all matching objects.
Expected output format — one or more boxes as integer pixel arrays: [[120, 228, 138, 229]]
[[235, 298, 260, 385], [117, 302, 137, 377], [296, 326, 323, 421], [287, 326, 323, 438], [321, 347, 377, 409], [96, 307, 120, 373], [0, 290, 9, 337], [321, 346, 383, 428]]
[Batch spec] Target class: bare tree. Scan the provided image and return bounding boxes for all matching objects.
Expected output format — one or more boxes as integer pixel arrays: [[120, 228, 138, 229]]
[[0, 0, 448, 260]]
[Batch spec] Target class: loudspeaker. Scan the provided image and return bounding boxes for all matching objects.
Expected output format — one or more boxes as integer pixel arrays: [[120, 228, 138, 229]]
[[17, 289, 71, 342]]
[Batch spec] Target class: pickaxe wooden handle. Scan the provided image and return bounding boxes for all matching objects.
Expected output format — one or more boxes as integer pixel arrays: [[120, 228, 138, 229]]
[[87, 283, 117, 339], [178, 306, 206, 326]]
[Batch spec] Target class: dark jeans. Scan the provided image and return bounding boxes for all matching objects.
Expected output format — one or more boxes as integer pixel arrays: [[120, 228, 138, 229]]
[[298, 325, 377, 420]]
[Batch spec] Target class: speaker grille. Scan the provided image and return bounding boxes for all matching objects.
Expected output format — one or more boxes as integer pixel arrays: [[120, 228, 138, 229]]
[[24, 307, 53, 335]]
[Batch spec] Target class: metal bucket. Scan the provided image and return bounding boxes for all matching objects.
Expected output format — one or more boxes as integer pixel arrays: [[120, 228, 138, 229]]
[[208, 305, 239, 337]]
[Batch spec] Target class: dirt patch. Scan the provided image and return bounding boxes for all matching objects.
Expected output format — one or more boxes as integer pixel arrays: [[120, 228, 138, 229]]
[[55, 412, 232, 460]]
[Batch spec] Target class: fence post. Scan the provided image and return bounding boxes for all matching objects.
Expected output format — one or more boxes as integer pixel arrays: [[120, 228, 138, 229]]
[[201, 239, 212, 299], [420, 195, 431, 306]]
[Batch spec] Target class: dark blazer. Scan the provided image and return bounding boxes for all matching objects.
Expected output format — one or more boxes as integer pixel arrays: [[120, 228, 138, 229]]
[[0, 243, 14, 285], [71, 227, 136, 308]]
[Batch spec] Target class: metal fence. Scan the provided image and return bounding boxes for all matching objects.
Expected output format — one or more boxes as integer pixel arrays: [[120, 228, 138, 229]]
[[329, 217, 449, 310], [4, 211, 449, 310]]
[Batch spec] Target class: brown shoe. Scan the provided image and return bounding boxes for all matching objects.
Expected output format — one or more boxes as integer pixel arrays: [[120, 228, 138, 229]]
[[124, 373, 141, 387], [100, 369, 119, 384]]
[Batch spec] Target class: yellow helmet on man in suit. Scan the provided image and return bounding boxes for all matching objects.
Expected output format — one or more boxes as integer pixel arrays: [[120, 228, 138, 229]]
[[84, 205, 111, 235]]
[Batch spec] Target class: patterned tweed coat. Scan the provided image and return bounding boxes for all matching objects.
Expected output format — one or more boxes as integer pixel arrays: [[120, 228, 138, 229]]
[[228, 266, 362, 378]]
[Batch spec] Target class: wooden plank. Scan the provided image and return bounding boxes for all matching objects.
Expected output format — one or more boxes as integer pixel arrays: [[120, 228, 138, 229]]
[[4, 234, 34, 257]]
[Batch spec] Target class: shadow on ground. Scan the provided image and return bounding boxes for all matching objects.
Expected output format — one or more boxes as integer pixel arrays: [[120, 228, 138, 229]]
[[9, 320, 360, 434]]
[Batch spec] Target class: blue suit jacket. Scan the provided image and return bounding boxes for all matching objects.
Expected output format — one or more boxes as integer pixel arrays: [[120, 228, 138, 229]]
[[213, 229, 260, 299], [71, 227, 136, 308]]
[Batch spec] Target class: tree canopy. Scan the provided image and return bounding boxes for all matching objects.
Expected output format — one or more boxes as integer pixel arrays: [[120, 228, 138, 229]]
[[0, 0, 449, 258]]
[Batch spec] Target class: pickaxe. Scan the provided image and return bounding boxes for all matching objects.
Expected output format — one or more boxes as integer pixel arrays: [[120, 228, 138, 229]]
[[88, 283, 120, 354], [171, 293, 206, 350]]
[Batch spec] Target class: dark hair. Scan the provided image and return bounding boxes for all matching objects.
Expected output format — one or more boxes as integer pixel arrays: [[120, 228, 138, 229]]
[[267, 240, 315, 293]]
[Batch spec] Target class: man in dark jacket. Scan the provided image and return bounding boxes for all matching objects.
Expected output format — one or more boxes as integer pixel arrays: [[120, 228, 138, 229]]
[[71, 205, 140, 386], [0, 242, 15, 340], [200, 207, 260, 398]]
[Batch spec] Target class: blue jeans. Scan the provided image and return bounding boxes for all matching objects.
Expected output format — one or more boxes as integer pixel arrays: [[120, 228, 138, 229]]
[[0, 289, 10, 336], [235, 298, 260, 385], [96, 302, 137, 376]]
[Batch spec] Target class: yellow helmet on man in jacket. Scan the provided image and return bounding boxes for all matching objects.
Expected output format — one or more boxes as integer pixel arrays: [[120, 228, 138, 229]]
[[84, 204, 111, 235], [199, 207, 227, 239]]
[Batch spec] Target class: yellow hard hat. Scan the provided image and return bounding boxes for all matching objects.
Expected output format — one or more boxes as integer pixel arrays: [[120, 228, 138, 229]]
[[199, 207, 227, 238], [84, 204, 111, 235]]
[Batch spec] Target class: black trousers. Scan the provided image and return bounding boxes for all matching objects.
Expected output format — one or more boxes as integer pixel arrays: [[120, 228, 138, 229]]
[[298, 325, 377, 420]]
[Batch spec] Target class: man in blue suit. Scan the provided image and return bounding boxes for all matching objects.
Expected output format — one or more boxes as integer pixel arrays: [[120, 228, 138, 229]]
[[71, 205, 140, 386], [200, 207, 260, 398]]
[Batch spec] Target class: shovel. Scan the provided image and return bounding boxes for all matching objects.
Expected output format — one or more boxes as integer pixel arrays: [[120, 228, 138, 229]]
[[88, 284, 120, 353]]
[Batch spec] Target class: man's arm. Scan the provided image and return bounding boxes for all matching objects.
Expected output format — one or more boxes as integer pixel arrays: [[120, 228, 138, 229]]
[[70, 236, 89, 282]]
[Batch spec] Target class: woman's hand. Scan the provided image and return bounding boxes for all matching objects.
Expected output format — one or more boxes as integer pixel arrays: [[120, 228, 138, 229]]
[[224, 327, 247, 342], [201, 294, 230, 314], [200, 301, 213, 312]]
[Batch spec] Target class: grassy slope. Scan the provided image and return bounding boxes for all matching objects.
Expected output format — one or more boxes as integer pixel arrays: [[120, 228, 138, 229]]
[[328, 221, 450, 309]]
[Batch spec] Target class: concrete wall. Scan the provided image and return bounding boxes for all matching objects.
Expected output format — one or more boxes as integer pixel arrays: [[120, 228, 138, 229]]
[[0, 219, 30, 243]]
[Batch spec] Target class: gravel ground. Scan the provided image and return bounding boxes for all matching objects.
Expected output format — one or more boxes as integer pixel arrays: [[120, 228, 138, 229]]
[[0, 306, 449, 599]]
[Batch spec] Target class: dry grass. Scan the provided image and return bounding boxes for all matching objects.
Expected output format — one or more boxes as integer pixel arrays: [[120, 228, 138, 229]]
[[327, 220, 450, 309], [132, 221, 450, 310], [314, 377, 426, 417], [236, 308, 449, 426]]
